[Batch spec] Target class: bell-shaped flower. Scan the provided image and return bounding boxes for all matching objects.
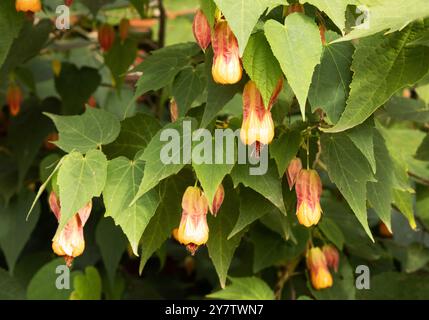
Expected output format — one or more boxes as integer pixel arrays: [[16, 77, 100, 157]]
[[287, 157, 303, 190], [98, 23, 115, 52], [193, 10, 211, 50], [295, 169, 322, 227], [307, 247, 333, 290], [322, 244, 340, 273], [211, 20, 242, 84], [49, 192, 92, 267], [210, 184, 224, 217], [16, 0, 42, 12], [176, 187, 209, 255], [6, 84, 22, 117], [240, 80, 282, 146]]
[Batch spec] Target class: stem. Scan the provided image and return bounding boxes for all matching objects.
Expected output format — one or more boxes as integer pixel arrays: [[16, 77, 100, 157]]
[[306, 134, 310, 170], [157, 0, 166, 48], [274, 260, 299, 300]]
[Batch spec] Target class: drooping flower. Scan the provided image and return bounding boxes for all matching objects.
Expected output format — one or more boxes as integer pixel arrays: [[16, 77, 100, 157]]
[[49, 192, 92, 267], [87, 96, 97, 108], [295, 169, 322, 227], [240, 79, 283, 146], [210, 184, 225, 217], [119, 18, 130, 42], [7, 84, 22, 117], [307, 247, 333, 290], [16, 0, 42, 12], [211, 20, 242, 85], [193, 9, 211, 51], [44, 132, 59, 150], [98, 23, 115, 52], [64, 0, 73, 6], [176, 186, 209, 255], [322, 244, 340, 273], [287, 157, 303, 190]]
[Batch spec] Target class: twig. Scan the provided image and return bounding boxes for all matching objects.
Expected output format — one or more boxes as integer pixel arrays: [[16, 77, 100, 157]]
[[157, 0, 166, 48]]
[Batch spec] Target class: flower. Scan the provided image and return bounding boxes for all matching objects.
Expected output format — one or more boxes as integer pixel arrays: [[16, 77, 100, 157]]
[[322, 244, 340, 272], [307, 247, 333, 290], [49, 192, 92, 267], [295, 169, 322, 227], [193, 9, 211, 50], [170, 99, 178, 122], [176, 187, 209, 255], [210, 184, 225, 217], [287, 157, 303, 190], [378, 221, 393, 238], [16, 0, 41, 12], [211, 20, 242, 84], [240, 80, 283, 146], [7, 84, 22, 117], [119, 18, 130, 42], [65, 0, 73, 6], [98, 24, 115, 52]]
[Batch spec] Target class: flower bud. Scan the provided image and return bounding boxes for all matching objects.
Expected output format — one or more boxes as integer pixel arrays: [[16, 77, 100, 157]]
[[87, 96, 97, 108], [210, 184, 225, 217], [322, 244, 340, 272], [295, 169, 322, 227], [212, 21, 242, 85], [64, 0, 73, 6], [193, 10, 211, 51], [44, 132, 58, 150], [7, 84, 22, 117], [307, 247, 333, 290], [49, 192, 92, 267], [52, 59, 62, 77], [170, 99, 178, 122], [287, 157, 303, 190], [176, 187, 209, 255], [378, 221, 393, 238], [16, 0, 41, 12], [98, 24, 115, 52], [240, 81, 276, 146], [119, 18, 130, 42]]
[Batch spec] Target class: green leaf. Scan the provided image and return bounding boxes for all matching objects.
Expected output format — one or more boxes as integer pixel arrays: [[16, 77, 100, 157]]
[[251, 223, 309, 272], [416, 83, 429, 105], [57, 150, 107, 231], [309, 32, 354, 124], [104, 113, 161, 160], [133, 43, 201, 99], [0, 268, 25, 300], [214, 0, 279, 56], [192, 131, 235, 207], [265, 14, 323, 119], [8, 97, 58, 187], [0, 189, 40, 274], [207, 181, 244, 288], [139, 171, 193, 272], [27, 258, 78, 300], [45, 108, 120, 153], [270, 129, 302, 177], [346, 120, 377, 174], [230, 160, 286, 214], [199, 0, 217, 29], [134, 118, 197, 202], [201, 49, 244, 128], [393, 189, 417, 230], [334, 0, 429, 43], [299, 0, 356, 34], [367, 131, 394, 230], [103, 157, 161, 255], [54, 63, 101, 115], [416, 134, 429, 161], [229, 187, 277, 239], [318, 217, 345, 250], [242, 32, 283, 107], [321, 133, 374, 240], [0, 0, 23, 68], [70, 266, 102, 300], [95, 217, 127, 286], [384, 97, 429, 123], [325, 22, 429, 132], [207, 276, 275, 300], [105, 38, 138, 89], [80, 0, 115, 16], [356, 272, 429, 300], [173, 65, 207, 117]]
